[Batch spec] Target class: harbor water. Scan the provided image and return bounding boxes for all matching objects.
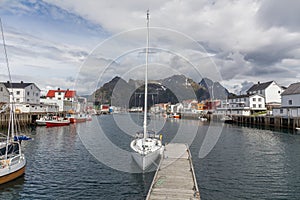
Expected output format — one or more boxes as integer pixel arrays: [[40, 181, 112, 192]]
[[1, 113, 300, 199]]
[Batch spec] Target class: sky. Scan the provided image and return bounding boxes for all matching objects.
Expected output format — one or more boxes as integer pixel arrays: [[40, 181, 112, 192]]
[[0, 0, 300, 96]]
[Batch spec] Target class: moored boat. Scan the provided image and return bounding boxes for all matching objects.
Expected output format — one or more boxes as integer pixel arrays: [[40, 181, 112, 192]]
[[46, 118, 70, 127], [130, 11, 164, 171], [0, 18, 31, 184], [67, 113, 87, 123]]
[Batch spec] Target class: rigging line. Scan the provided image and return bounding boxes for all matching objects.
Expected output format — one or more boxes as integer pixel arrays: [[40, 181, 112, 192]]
[[0, 18, 13, 86]]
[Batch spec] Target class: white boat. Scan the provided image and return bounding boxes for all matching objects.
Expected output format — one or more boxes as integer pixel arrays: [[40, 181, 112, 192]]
[[36, 115, 54, 126], [0, 18, 30, 184], [199, 116, 208, 121], [130, 10, 163, 171]]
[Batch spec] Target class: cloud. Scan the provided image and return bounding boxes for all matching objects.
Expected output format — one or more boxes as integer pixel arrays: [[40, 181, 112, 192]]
[[1, 0, 300, 95], [257, 0, 300, 32]]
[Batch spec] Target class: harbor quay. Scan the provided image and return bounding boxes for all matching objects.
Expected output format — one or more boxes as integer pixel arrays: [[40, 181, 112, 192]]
[[0, 112, 67, 128]]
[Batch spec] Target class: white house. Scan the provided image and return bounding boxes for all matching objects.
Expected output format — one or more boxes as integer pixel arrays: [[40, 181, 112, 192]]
[[2, 81, 41, 104], [273, 82, 300, 117], [0, 83, 10, 103], [40, 88, 86, 112], [246, 81, 284, 105], [220, 94, 266, 116]]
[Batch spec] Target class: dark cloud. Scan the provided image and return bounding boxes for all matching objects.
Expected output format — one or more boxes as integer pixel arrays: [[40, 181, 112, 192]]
[[257, 0, 300, 31]]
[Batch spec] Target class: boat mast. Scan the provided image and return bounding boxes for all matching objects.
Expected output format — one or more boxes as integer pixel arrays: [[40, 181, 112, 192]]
[[143, 10, 150, 139], [0, 18, 16, 158]]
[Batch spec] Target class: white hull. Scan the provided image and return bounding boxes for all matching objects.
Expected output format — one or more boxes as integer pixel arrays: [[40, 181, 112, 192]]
[[130, 138, 163, 171], [131, 148, 161, 171]]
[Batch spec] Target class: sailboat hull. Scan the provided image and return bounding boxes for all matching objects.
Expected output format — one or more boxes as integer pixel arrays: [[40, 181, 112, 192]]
[[131, 149, 161, 171], [0, 155, 26, 184]]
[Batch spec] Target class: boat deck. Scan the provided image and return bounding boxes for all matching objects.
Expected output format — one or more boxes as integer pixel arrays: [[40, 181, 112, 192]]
[[146, 143, 200, 200]]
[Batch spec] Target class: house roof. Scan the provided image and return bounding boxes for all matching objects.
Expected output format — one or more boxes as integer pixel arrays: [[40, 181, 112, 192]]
[[281, 82, 300, 95], [228, 93, 264, 99], [46, 89, 76, 98], [247, 81, 273, 92], [2, 82, 33, 89]]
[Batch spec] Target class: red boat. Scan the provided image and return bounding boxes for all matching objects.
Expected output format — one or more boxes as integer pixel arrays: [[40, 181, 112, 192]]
[[46, 119, 70, 127], [68, 113, 87, 123]]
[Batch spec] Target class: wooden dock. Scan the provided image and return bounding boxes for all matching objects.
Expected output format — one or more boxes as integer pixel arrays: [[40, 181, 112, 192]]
[[146, 143, 200, 200]]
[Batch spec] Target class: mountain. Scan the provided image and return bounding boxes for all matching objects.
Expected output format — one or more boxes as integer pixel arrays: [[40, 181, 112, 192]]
[[90, 75, 229, 107], [199, 78, 229, 100]]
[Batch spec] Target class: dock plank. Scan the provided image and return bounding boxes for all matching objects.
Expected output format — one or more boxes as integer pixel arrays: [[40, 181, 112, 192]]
[[146, 143, 200, 200]]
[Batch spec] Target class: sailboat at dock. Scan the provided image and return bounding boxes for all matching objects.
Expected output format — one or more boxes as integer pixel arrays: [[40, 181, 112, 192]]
[[130, 10, 164, 171], [0, 18, 31, 184]]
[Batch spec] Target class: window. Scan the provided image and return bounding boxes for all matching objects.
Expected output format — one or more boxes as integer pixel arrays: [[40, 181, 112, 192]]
[[0, 87, 2, 92], [58, 92, 61, 95], [288, 100, 293, 105], [36, 93, 39, 96], [280, 109, 283, 114], [253, 98, 256, 101], [27, 91, 30, 96], [16, 91, 20, 95], [16, 98, 20, 102], [258, 104, 262, 108], [58, 97, 61, 100], [244, 98, 246, 102], [278, 91, 281, 94], [259, 90, 262, 94], [258, 98, 261, 102], [27, 99, 30, 102], [253, 104, 256, 108]]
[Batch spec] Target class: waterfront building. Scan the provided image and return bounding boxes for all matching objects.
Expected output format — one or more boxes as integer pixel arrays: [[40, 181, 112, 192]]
[[41, 88, 78, 112], [0, 82, 10, 103], [219, 94, 266, 116], [273, 82, 300, 117], [246, 81, 284, 106], [14, 102, 59, 113], [1, 81, 41, 104]]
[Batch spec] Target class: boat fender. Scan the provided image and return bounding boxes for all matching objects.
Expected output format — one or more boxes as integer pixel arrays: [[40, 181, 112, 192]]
[[159, 134, 162, 141]]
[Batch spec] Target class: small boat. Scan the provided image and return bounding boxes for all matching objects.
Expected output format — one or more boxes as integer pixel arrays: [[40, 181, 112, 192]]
[[35, 115, 53, 126], [199, 116, 207, 121], [67, 113, 87, 123], [130, 11, 164, 171], [220, 115, 233, 123], [46, 117, 70, 127], [172, 113, 181, 119], [295, 127, 300, 131]]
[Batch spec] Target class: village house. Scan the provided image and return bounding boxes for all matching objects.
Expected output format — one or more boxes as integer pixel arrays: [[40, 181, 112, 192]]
[[218, 94, 266, 116], [41, 88, 87, 113], [41, 88, 77, 112], [0, 82, 10, 103], [273, 82, 300, 117], [2, 81, 41, 104], [246, 81, 284, 108]]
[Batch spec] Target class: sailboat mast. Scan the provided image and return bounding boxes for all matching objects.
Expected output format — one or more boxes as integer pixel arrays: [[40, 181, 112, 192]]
[[143, 10, 150, 139]]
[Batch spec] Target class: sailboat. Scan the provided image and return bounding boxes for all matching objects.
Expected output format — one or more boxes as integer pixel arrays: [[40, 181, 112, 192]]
[[0, 18, 30, 184], [130, 10, 164, 171]]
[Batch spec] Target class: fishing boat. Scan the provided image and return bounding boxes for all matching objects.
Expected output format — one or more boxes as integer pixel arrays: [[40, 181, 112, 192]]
[[130, 10, 163, 171], [0, 18, 31, 184], [67, 113, 87, 123], [45, 117, 70, 127], [35, 114, 54, 126]]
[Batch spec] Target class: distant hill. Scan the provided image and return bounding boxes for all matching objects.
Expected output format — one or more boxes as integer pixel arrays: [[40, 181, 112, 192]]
[[90, 75, 229, 107]]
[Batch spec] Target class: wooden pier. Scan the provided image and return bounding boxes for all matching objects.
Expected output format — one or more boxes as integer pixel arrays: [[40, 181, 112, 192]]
[[146, 143, 200, 200]]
